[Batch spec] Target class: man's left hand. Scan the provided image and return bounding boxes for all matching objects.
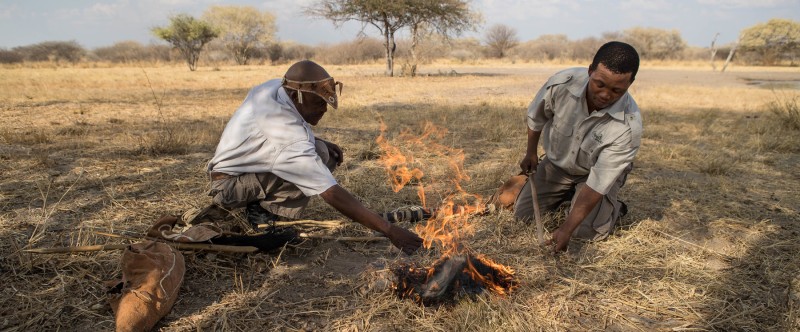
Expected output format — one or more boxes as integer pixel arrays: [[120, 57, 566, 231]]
[[324, 140, 344, 165], [545, 227, 570, 252]]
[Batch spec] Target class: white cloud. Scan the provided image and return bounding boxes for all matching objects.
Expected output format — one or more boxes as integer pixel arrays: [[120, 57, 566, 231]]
[[696, 0, 800, 8], [620, 0, 672, 11], [477, 0, 568, 21], [86, 1, 128, 18], [0, 4, 16, 19]]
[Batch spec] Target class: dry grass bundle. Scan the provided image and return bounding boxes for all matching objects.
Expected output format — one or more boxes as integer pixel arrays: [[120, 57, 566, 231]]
[[1, 63, 798, 331]]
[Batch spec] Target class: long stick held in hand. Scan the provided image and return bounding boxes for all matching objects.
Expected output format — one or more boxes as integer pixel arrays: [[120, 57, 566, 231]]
[[527, 172, 544, 245]]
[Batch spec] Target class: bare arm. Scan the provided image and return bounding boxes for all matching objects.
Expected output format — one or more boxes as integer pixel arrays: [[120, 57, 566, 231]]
[[519, 128, 542, 174], [320, 185, 422, 254], [547, 185, 603, 252]]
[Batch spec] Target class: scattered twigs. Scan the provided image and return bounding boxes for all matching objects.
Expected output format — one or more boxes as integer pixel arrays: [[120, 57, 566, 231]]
[[653, 229, 730, 258], [28, 171, 85, 245], [93, 231, 139, 241]]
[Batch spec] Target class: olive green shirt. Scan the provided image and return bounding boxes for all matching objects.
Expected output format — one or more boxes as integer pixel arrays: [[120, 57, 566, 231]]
[[527, 67, 642, 195]]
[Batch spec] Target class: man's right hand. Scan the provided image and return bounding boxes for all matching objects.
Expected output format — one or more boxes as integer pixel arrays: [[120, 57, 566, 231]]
[[519, 153, 539, 175], [385, 224, 423, 255]]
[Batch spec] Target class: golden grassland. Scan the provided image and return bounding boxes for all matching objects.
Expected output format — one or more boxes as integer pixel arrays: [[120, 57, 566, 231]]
[[1, 60, 799, 331]]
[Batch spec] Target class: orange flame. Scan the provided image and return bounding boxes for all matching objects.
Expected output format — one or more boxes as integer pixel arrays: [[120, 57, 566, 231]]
[[376, 121, 486, 252], [378, 121, 515, 298]]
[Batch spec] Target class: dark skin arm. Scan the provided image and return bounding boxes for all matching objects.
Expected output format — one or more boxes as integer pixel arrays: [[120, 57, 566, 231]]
[[545, 185, 603, 252], [320, 184, 422, 255], [519, 128, 542, 174]]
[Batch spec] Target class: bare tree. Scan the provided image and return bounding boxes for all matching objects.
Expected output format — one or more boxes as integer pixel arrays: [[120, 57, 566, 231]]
[[203, 5, 277, 65], [404, 0, 480, 76], [722, 40, 738, 72], [307, 0, 408, 76], [484, 24, 518, 58], [710, 33, 719, 71]]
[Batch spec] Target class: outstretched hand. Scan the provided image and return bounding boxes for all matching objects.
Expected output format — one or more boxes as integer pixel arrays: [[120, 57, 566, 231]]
[[544, 227, 570, 253], [385, 224, 423, 255]]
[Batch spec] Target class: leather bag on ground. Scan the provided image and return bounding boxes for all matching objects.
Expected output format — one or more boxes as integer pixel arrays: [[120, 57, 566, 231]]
[[107, 241, 185, 332], [486, 174, 528, 211]]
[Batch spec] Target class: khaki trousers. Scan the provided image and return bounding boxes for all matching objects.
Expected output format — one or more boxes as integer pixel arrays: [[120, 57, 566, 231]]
[[209, 139, 338, 219], [513, 158, 631, 241]]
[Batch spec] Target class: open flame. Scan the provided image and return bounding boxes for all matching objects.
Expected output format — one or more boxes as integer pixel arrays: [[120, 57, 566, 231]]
[[376, 121, 517, 304]]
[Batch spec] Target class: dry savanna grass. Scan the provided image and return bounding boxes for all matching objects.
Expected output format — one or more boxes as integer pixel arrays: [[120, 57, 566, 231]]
[[1, 61, 799, 331]]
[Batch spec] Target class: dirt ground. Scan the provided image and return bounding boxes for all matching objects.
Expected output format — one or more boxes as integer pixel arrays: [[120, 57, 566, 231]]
[[1, 61, 799, 331]]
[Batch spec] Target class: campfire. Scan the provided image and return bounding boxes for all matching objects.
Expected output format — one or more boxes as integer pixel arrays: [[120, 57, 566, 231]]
[[393, 253, 517, 305], [376, 122, 518, 305]]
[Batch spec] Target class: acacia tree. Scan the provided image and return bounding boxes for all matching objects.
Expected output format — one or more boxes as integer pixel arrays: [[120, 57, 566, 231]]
[[203, 5, 277, 65], [484, 24, 518, 58], [404, 0, 480, 76], [739, 18, 800, 66], [152, 14, 218, 71], [307, 0, 407, 76]]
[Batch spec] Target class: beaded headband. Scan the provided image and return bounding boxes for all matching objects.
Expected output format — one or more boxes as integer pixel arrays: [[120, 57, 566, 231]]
[[281, 77, 343, 109]]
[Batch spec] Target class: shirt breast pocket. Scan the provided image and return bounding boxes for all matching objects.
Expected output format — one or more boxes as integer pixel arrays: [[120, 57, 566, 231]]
[[578, 136, 601, 166], [553, 116, 573, 137]]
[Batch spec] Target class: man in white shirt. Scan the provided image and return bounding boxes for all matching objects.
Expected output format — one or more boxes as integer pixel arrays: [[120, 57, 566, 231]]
[[206, 60, 422, 255], [515, 42, 642, 252]]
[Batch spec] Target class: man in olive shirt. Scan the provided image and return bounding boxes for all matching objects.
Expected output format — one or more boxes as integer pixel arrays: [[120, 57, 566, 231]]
[[515, 41, 642, 252]]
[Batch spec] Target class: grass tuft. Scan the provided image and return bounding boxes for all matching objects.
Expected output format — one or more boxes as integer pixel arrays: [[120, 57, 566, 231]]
[[0, 128, 51, 145], [766, 95, 800, 130]]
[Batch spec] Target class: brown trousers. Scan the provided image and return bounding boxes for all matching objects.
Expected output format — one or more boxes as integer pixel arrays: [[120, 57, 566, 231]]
[[209, 139, 338, 219], [513, 158, 631, 241]]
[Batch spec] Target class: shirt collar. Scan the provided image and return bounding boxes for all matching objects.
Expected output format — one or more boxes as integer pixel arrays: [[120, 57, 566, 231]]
[[574, 74, 627, 122], [604, 95, 628, 121], [275, 83, 310, 124], [276, 85, 295, 110]]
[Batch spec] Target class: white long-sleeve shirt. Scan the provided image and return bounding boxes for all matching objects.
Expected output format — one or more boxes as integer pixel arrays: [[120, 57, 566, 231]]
[[208, 79, 337, 196]]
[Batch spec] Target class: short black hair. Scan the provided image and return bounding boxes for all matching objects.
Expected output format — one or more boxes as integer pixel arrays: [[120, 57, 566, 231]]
[[590, 41, 639, 81]]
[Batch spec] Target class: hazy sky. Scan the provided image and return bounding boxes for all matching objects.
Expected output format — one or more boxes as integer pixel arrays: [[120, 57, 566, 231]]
[[1, 0, 798, 49]]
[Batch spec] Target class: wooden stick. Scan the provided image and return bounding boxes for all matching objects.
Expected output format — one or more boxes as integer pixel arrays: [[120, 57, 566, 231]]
[[269, 220, 345, 228], [94, 231, 139, 241], [24, 242, 259, 254], [298, 233, 387, 242], [25, 244, 129, 254], [527, 172, 545, 245]]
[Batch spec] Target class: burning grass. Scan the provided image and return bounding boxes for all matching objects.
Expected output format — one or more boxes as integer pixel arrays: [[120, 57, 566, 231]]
[[1, 63, 799, 331]]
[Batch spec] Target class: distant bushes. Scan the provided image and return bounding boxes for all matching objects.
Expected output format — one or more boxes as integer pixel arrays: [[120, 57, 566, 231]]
[[4, 41, 85, 64], [93, 41, 173, 63], [0, 48, 23, 64], [0, 40, 172, 64], [510, 35, 603, 62], [0, 28, 783, 67], [314, 38, 384, 65]]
